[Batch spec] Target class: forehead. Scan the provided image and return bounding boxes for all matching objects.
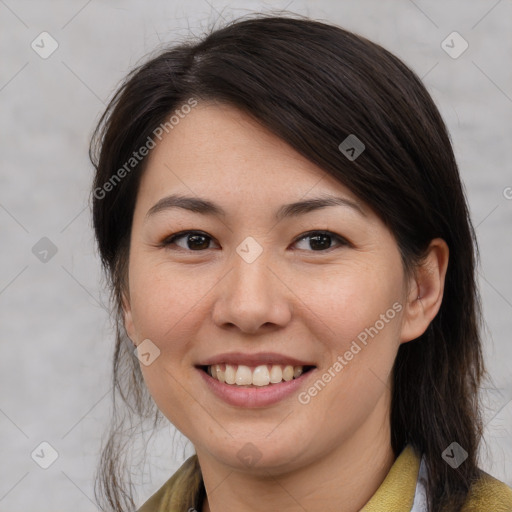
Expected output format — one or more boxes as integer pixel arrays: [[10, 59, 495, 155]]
[[138, 102, 363, 210]]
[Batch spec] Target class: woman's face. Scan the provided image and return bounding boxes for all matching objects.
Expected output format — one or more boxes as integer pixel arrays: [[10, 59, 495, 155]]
[[123, 101, 415, 473]]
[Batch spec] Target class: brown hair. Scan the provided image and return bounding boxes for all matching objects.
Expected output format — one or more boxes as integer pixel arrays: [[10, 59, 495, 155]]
[[89, 13, 485, 512]]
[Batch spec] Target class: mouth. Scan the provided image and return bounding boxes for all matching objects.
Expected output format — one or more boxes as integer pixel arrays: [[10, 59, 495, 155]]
[[197, 363, 316, 387]]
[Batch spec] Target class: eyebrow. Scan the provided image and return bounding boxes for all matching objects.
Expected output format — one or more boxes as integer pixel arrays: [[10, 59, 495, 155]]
[[145, 193, 366, 222]]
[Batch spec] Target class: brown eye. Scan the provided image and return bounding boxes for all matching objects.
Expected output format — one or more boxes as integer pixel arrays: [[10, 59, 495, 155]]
[[161, 230, 349, 253], [293, 231, 349, 252], [162, 231, 218, 251]]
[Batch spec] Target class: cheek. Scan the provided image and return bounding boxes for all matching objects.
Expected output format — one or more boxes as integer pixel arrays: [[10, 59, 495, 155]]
[[128, 256, 216, 347], [302, 261, 404, 347], [305, 263, 404, 410]]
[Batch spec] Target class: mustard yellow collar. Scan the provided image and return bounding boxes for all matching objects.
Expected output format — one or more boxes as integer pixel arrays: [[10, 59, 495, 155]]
[[137, 443, 512, 512], [361, 444, 420, 511]]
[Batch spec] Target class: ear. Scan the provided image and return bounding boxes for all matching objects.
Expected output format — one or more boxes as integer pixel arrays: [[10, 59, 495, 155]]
[[121, 290, 137, 345], [400, 238, 449, 344]]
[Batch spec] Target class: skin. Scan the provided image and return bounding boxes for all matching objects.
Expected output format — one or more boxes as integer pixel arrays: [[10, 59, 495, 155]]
[[123, 102, 449, 512]]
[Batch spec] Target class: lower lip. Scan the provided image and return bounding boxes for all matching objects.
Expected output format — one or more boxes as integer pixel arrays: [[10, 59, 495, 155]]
[[197, 367, 316, 408]]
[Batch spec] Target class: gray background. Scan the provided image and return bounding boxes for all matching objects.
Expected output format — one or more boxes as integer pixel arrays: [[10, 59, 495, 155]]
[[1, 0, 511, 510]]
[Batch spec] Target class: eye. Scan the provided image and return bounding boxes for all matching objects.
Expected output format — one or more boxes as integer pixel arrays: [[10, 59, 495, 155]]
[[160, 230, 350, 252], [161, 231, 219, 251], [292, 230, 350, 252]]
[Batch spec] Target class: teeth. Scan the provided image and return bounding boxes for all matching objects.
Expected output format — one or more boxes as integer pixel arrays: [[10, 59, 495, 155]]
[[213, 364, 225, 383], [235, 365, 252, 385], [206, 363, 309, 386], [269, 365, 283, 383], [224, 364, 236, 385], [252, 365, 270, 386], [283, 365, 294, 381]]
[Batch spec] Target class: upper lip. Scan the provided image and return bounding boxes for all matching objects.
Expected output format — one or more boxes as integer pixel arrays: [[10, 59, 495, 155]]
[[197, 352, 316, 367]]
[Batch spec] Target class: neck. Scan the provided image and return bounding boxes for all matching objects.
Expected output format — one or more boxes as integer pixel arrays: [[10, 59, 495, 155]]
[[197, 392, 395, 512]]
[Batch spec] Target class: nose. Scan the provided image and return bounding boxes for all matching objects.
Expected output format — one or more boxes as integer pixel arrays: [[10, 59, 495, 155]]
[[211, 250, 293, 334]]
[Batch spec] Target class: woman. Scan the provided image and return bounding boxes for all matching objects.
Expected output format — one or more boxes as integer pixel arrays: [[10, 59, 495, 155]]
[[89, 13, 512, 512]]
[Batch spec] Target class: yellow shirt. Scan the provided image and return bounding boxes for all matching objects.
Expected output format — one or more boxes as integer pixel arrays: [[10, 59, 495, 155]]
[[137, 444, 512, 511]]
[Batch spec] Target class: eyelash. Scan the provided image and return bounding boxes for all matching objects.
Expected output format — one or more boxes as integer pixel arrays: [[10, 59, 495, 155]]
[[159, 230, 351, 253]]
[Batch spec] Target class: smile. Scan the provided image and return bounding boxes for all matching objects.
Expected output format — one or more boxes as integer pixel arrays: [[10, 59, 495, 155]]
[[201, 363, 315, 387], [196, 364, 317, 408]]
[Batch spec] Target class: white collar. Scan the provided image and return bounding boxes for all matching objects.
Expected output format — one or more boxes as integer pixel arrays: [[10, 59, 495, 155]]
[[410, 456, 428, 511]]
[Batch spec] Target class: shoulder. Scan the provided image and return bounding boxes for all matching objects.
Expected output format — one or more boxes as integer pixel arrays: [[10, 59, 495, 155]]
[[460, 470, 512, 512], [137, 455, 203, 512]]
